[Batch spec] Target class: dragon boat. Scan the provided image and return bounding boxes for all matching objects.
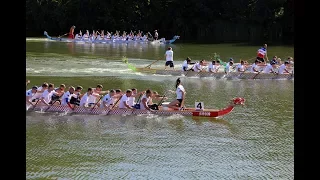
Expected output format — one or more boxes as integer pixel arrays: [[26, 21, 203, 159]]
[[43, 31, 180, 44], [26, 97, 245, 118], [134, 67, 294, 80]]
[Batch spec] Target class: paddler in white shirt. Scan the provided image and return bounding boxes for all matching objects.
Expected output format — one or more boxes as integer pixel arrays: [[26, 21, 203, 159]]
[[88, 84, 108, 107], [100, 89, 122, 109], [80, 87, 94, 108], [263, 61, 277, 73], [38, 83, 59, 106], [192, 60, 205, 72], [128, 88, 145, 107], [26, 86, 38, 106], [208, 60, 217, 72], [119, 89, 134, 109], [225, 61, 234, 74], [31, 83, 48, 102], [61, 86, 75, 107], [250, 60, 261, 73], [278, 61, 291, 74], [139, 89, 155, 112], [182, 57, 195, 71], [236, 60, 246, 72]]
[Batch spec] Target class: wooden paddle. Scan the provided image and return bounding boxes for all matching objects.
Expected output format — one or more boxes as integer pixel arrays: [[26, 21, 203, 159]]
[[106, 95, 123, 115], [58, 33, 68, 38], [145, 58, 160, 69], [196, 67, 207, 76], [45, 100, 59, 112], [90, 95, 103, 112], [157, 91, 168, 107], [252, 70, 263, 79], [31, 99, 41, 110], [185, 64, 196, 76]]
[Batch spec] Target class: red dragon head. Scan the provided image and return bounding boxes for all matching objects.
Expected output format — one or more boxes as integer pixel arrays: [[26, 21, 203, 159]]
[[232, 97, 245, 105]]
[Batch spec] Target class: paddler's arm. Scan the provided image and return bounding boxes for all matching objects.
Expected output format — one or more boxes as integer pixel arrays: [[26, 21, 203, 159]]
[[124, 101, 134, 109], [26, 97, 34, 106], [39, 97, 49, 106]]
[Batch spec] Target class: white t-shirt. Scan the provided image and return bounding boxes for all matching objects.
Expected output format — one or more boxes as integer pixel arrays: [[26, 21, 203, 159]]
[[215, 65, 220, 72], [88, 92, 99, 104], [61, 91, 72, 105], [139, 95, 151, 110], [182, 60, 188, 70], [32, 86, 43, 100], [225, 64, 231, 73], [80, 93, 91, 107], [165, 50, 173, 61], [176, 85, 185, 99], [100, 94, 114, 108], [208, 63, 216, 72], [119, 95, 129, 109], [41, 90, 55, 104], [26, 89, 34, 97], [192, 63, 202, 72], [250, 64, 257, 73], [236, 64, 245, 72], [128, 95, 136, 107], [278, 64, 287, 74], [263, 64, 274, 73]]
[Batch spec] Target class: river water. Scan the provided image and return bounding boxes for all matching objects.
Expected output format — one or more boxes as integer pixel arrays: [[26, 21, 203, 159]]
[[26, 38, 294, 179]]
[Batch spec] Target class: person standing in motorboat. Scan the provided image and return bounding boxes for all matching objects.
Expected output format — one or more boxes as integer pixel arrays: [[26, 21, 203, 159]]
[[68, 25, 76, 39], [154, 30, 159, 40]]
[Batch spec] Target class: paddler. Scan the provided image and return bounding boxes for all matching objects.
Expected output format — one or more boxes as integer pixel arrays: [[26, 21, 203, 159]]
[[118, 89, 134, 109], [182, 57, 195, 71], [139, 89, 155, 112], [256, 44, 268, 64], [26, 86, 38, 106], [68, 25, 76, 39]]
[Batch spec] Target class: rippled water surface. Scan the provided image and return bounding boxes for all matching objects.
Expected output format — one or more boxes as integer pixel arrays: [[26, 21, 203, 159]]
[[26, 38, 294, 179]]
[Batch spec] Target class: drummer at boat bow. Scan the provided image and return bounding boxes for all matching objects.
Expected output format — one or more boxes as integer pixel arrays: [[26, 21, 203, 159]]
[[167, 78, 186, 110], [256, 44, 267, 63], [164, 47, 174, 69], [119, 89, 134, 109]]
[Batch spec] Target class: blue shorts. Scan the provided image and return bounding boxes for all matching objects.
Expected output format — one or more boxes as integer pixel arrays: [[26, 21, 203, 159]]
[[165, 61, 174, 67], [177, 99, 183, 107]]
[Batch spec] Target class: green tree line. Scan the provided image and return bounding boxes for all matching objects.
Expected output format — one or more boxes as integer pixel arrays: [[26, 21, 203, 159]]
[[26, 0, 293, 45]]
